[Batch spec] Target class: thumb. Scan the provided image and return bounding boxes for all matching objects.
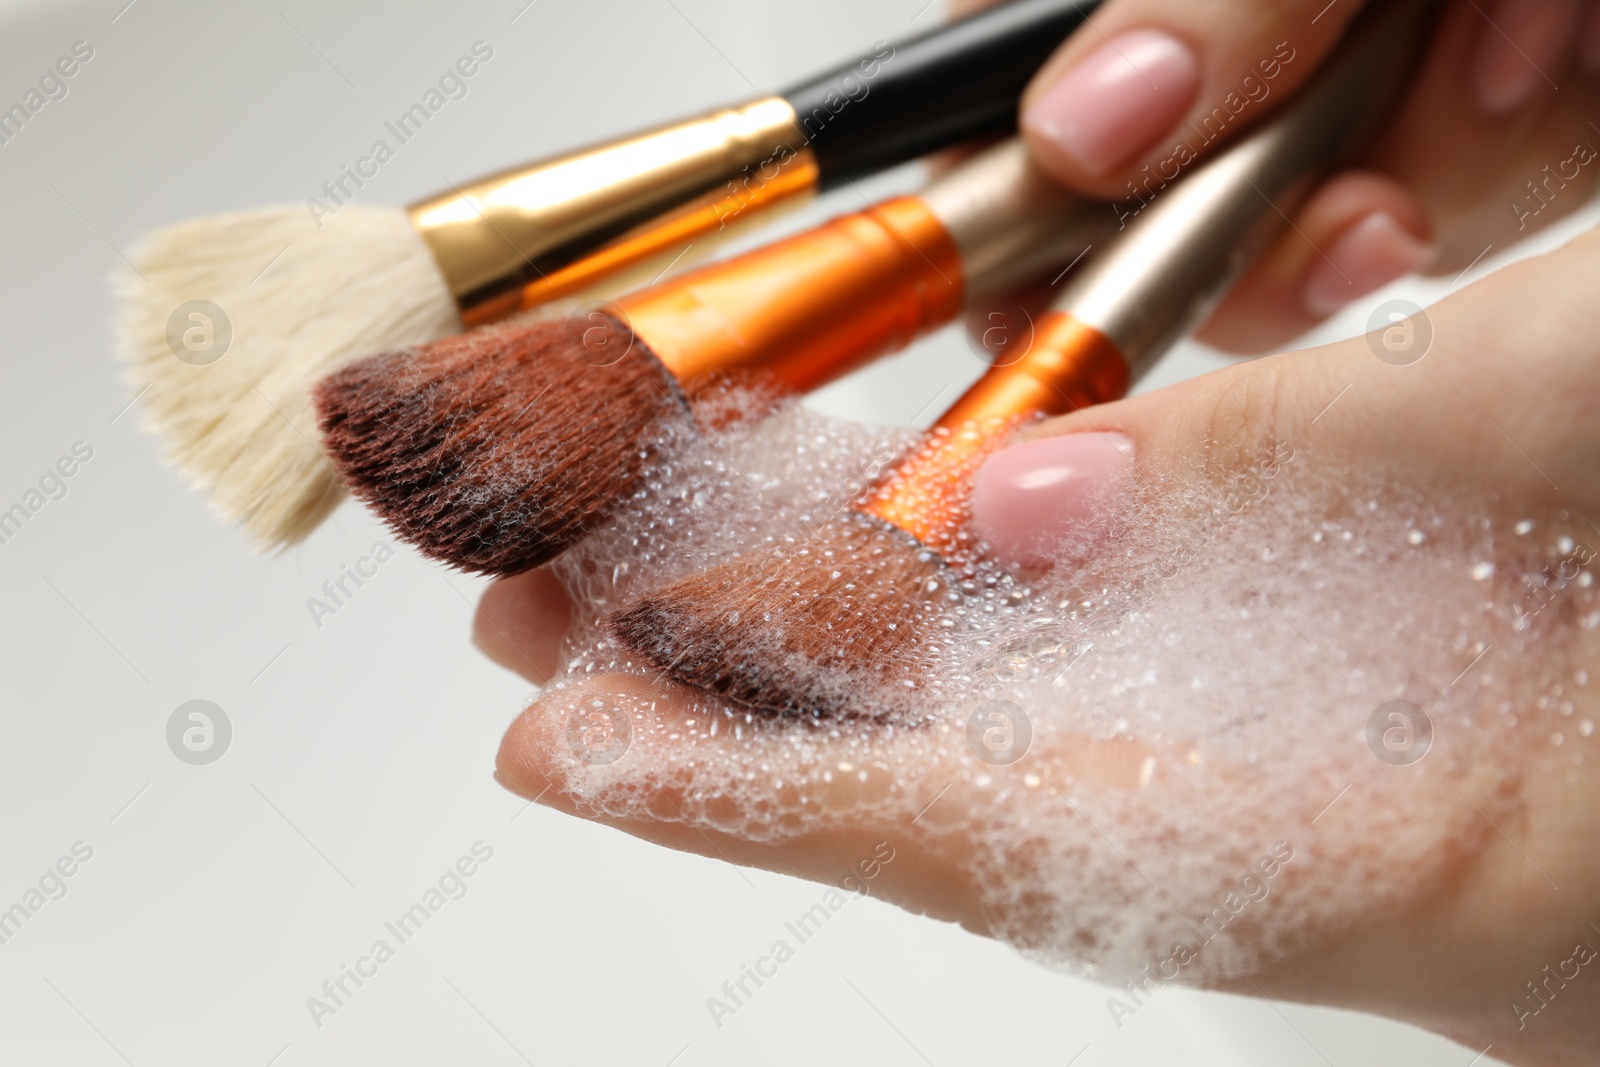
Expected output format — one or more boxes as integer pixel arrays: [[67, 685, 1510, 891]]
[[971, 223, 1600, 567]]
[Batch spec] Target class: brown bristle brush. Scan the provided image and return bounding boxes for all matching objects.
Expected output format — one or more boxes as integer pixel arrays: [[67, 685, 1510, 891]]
[[606, 0, 1437, 716], [116, 0, 1101, 551], [315, 139, 1108, 577]]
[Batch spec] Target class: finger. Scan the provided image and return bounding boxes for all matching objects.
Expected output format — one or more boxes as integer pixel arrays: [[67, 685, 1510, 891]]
[[472, 567, 573, 683], [1019, 0, 1367, 199], [496, 672, 1171, 934], [495, 672, 993, 930], [981, 220, 1600, 571], [1195, 170, 1435, 354], [1470, 0, 1584, 115], [969, 171, 1434, 358], [1014, 1, 1600, 302], [1356, 0, 1597, 274]]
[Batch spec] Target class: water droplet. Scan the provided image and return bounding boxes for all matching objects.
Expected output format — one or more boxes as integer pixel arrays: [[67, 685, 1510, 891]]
[[1580, 720, 1595, 737], [1471, 562, 1495, 581], [1406, 529, 1426, 546], [1515, 520, 1534, 536]]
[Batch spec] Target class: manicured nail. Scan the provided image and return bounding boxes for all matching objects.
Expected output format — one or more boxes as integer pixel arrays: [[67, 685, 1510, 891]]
[[1302, 212, 1435, 319], [971, 432, 1133, 568], [1581, 1, 1600, 72], [1471, 0, 1580, 115], [1023, 30, 1201, 177]]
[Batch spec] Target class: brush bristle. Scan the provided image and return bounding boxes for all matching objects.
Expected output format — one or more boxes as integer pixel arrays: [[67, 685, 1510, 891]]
[[606, 515, 950, 716], [315, 313, 685, 577], [115, 204, 459, 549]]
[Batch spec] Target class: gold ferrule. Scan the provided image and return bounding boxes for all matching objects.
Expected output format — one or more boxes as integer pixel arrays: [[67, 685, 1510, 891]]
[[407, 95, 818, 322]]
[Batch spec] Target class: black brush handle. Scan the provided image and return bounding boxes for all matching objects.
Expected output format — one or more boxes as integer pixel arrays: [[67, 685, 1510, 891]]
[[781, 0, 1101, 187]]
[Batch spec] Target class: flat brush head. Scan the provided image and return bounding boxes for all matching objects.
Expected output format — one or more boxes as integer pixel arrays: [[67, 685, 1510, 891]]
[[606, 514, 949, 716], [117, 205, 459, 548], [316, 313, 684, 577]]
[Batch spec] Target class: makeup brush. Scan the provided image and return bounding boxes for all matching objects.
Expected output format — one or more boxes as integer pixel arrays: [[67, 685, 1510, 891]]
[[315, 138, 1109, 577], [607, 0, 1439, 716], [117, 0, 1103, 551]]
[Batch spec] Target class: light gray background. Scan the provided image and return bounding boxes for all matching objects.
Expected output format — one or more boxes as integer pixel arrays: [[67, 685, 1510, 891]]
[[2, 0, 1589, 1062]]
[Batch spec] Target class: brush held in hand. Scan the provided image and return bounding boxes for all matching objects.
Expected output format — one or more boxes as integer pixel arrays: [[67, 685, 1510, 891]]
[[118, 206, 459, 547], [605, 406, 1044, 718], [316, 313, 683, 576], [115, 0, 1101, 553], [311, 191, 963, 581], [605, 0, 1440, 716], [316, 140, 1103, 579]]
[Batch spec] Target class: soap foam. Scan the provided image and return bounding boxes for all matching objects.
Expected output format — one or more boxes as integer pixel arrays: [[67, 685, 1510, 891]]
[[532, 399, 1597, 982]]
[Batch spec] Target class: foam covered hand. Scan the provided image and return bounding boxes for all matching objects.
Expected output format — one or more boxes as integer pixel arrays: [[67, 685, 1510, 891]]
[[484, 224, 1600, 1065]]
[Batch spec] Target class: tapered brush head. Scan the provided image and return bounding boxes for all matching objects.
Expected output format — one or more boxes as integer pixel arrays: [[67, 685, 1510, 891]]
[[116, 204, 460, 548], [315, 313, 685, 577], [606, 514, 951, 716]]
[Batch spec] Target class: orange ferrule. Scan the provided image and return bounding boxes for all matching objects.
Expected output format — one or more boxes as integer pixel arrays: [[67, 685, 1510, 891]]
[[614, 195, 966, 394], [858, 311, 1130, 552]]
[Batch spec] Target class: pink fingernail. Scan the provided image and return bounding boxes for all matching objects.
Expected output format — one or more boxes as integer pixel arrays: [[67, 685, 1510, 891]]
[[972, 433, 1133, 568], [1302, 212, 1435, 319], [1023, 30, 1201, 177], [1471, 0, 1580, 115]]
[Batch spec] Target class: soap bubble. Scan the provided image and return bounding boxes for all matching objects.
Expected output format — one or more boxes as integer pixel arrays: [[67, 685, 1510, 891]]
[[519, 400, 1592, 983]]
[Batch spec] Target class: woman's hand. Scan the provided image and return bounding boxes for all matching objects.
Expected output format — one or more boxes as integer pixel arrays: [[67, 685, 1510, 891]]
[[483, 222, 1600, 1064], [965, 0, 1600, 353]]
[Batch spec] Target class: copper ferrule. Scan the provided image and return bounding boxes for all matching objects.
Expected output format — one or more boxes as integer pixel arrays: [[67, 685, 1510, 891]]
[[858, 311, 1129, 551], [407, 96, 818, 326], [614, 195, 966, 394]]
